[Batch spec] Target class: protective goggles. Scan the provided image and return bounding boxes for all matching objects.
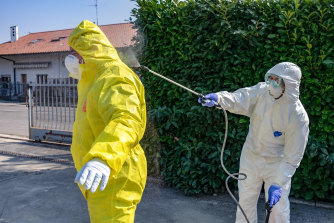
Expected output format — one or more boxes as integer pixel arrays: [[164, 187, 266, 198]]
[[265, 73, 282, 88]]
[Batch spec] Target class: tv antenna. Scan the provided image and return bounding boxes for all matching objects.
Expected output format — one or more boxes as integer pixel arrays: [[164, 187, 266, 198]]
[[89, 0, 99, 25]]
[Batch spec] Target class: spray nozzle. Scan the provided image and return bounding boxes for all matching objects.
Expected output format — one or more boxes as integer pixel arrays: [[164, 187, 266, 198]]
[[199, 95, 209, 104], [198, 95, 219, 107], [265, 201, 272, 213], [140, 65, 149, 71]]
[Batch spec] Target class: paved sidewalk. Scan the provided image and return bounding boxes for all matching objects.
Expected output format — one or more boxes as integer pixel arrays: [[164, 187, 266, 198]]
[[0, 136, 333, 223]]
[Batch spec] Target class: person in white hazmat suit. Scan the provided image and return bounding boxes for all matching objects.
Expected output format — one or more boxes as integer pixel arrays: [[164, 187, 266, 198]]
[[199, 62, 309, 222]]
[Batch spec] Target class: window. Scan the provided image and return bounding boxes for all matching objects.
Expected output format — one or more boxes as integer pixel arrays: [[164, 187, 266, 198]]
[[36, 74, 48, 84], [29, 39, 43, 44], [51, 36, 67, 42], [1, 75, 11, 82], [1, 75, 11, 89]]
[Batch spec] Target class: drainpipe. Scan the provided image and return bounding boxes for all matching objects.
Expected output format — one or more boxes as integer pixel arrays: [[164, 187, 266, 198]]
[[0, 56, 16, 95]]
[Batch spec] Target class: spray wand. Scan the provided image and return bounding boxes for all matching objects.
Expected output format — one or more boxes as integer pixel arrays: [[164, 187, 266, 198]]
[[140, 65, 250, 223], [140, 66, 205, 98]]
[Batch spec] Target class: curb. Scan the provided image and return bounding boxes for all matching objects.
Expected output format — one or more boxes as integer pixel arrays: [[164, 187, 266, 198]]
[[0, 133, 29, 141], [236, 191, 334, 210], [147, 176, 165, 186], [0, 133, 71, 147], [0, 133, 73, 165], [289, 197, 334, 210]]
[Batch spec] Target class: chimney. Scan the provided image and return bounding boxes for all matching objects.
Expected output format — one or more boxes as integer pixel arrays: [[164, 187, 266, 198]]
[[10, 26, 19, 42]]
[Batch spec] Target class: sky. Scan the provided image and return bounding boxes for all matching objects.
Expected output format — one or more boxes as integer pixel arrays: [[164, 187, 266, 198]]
[[0, 0, 138, 44]]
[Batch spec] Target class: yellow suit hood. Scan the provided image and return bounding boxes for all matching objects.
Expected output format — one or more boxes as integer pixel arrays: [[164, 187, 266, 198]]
[[69, 20, 120, 65]]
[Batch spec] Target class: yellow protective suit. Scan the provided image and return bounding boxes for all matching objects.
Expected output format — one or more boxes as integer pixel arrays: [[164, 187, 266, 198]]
[[69, 20, 147, 223]]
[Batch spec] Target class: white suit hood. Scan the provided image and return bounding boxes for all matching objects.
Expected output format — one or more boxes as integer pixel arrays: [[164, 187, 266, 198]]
[[216, 62, 309, 222], [266, 62, 302, 103]]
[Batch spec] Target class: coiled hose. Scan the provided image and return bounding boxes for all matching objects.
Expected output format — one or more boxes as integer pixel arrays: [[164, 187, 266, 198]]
[[216, 105, 250, 223]]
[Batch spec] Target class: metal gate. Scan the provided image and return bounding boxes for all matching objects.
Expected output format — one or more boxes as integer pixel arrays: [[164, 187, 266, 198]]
[[28, 78, 78, 143]]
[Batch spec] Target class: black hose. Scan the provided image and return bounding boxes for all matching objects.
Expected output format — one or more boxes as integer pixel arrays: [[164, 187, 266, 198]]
[[265, 202, 272, 223]]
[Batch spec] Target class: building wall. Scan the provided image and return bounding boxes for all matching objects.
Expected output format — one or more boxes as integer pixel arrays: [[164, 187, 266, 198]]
[[0, 46, 132, 84], [0, 53, 69, 84], [0, 58, 14, 81]]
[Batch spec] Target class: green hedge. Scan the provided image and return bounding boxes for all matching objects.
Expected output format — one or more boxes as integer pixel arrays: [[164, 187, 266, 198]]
[[133, 0, 334, 201]]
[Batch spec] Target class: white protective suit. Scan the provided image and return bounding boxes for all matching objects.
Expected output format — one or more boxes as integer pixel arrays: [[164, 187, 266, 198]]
[[216, 62, 309, 223]]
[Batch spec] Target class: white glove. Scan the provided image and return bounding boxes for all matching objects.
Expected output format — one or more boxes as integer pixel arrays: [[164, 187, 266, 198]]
[[75, 158, 111, 193]]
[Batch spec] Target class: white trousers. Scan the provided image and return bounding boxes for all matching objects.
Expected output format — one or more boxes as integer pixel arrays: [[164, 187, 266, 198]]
[[235, 149, 291, 223]]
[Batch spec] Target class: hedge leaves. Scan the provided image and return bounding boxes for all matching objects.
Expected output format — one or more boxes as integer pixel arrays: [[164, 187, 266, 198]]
[[133, 0, 334, 201]]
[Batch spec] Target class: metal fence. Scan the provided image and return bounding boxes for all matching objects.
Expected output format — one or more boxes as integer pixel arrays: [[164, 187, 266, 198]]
[[28, 78, 78, 143]]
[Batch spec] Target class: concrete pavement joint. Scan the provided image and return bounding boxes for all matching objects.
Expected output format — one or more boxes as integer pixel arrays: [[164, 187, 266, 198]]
[[0, 171, 58, 184]]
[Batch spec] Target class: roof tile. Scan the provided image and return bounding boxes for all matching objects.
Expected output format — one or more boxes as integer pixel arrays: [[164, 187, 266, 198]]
[[0, 23, 137, 55]]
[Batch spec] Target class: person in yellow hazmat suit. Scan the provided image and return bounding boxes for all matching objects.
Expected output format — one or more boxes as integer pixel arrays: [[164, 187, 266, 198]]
[[64, 20, 147, 223]]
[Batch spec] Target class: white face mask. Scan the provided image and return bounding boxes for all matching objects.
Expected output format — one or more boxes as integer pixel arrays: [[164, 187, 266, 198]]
[[64, 55, 82, 80], [269, 83, 283, 99]]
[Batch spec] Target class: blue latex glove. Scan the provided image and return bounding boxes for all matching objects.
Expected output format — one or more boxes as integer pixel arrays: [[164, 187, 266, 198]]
[[268, 184, 282, 208], [198, 93, 218, 107]]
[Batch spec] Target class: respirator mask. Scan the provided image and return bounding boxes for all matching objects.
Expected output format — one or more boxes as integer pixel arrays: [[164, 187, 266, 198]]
[[265, 73, 283, 99], [65, 55, 82, 80]]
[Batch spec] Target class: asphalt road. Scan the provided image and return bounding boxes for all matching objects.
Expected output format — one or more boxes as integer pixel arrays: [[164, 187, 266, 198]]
[[0, 142, 333, 223], [0, 101, 333, 222], [0, 101, 74, 137], [0, 101, 28, 138]]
